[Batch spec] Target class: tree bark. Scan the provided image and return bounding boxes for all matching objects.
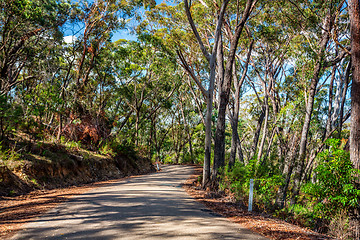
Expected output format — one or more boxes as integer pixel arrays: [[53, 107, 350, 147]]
[[257, 89, 269, 161], [324, 65, 336, 140], [338, 61, 351, 138], [276, 133, 298, 208], [349, 0, 360, 171], [293, 13, 333, 198], [179, 97, 194, 163], [349, 0, 360, 236], [250, 108, 265, 160], [213, 0, 255, 178], [182, 0, 229, 187], [229, 41, 253, 166]]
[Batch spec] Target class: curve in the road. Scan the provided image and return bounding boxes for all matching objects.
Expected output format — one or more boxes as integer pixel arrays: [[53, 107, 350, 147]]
[[12, 165, 268, 240]]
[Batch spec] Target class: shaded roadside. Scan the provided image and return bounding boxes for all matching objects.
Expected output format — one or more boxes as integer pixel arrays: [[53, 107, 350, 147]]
[[8, 165, 267, 240], [0, 175, 141, 239], [182, 166, 334, 240]]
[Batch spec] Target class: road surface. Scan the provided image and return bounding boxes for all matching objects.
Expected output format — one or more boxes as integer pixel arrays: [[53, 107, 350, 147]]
[[12, 165, 268, 240]]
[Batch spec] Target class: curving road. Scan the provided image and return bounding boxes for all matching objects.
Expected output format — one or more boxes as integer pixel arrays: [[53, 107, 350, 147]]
[[12, 165, 268, 240]]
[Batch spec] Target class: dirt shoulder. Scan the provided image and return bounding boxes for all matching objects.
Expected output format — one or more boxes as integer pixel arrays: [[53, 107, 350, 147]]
[[182, 166, 334, 240], [0, 176, 138, 240]]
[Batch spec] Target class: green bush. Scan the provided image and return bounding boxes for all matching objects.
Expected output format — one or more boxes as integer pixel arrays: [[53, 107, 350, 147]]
[[0, 143, 21, 167], [164, 153, 176, 164], [99, 143, 115, 156], [275, 203, 316, 227], [302, 139, 360, 220], [219, 160, 283, 209], [0, 95, 23, 139], [256, 174, 284, 209], [219, 161, 250, 200], [63, 140, 82, 151], [101, 139, 138, 158]]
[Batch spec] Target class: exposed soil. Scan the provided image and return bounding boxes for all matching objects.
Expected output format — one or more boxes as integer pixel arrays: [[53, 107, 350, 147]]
[[0, 136, 154, 197], [183, 166, 335, 240], [0, 135, 155, 239]]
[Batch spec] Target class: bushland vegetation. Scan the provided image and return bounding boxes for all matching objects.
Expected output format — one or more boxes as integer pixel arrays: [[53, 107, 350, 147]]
[[0, 0, 359, 238]]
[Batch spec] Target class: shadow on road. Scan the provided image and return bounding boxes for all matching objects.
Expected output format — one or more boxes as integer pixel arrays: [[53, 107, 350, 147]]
[[12, 165, 267, 240]]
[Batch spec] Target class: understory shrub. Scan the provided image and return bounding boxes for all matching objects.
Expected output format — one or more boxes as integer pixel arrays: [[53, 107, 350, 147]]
[[219, 160, 283, 210], [219, 139, 359, 238], [302, 139, 360, 221], [299, 139, 360, 236], [0, 144, 21, 166]]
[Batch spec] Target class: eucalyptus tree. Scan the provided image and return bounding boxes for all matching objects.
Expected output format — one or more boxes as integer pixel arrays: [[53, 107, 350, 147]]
[[209, 0, 257, 180], [349, 0, 360, 172], [179, 0, 230, 185], [142, 0, 222, 184], [290, 0, 350, 198], [0, 0, 70, 96], [110, 34, 180, 154], [71, 0, 134, 105], [349, 0, 360, 236], [176, 0, 257, 184], [49, 0, 155, 145], [0, 0, 72, 140], [227, 39, 253, 166]]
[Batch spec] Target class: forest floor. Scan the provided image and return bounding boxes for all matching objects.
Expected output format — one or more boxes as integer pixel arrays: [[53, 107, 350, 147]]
[[183, 166, 334, 240]]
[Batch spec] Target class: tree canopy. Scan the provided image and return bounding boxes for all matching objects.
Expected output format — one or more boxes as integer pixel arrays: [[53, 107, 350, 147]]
[[0, 0, 359, 238]]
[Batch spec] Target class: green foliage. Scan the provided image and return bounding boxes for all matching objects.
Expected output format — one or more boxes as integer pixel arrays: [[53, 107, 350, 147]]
[[219, 161, 283, 210], [302, 139, 360, 220], [107, 139, 138, 158], [0, 143, 21, 166], [0, 96, 23, 138], [63, 139, 82, 151], [31, 178, 40, 187], [0, 0, 356, 236], [274, 203, 316, 228], [256, 174, 284, 209], [164, 153, 176, 164], [99, 143, 115, 156], [219, 161, 249, 199]]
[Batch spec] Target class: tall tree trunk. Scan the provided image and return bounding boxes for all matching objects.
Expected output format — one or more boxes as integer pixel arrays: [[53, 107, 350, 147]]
[[229, 41, 253, 166], [237, 140, 244, 164], [349, 0, 360, 171], [276, 133, 298, 208], [261, 126, 277, 165], [257, 96, 269, 161], [179, 98, 194, 163], [182, 0, 229, 187], [293, 13, 333, 198], [216, 34, 225, 103], [213, 0, 255, 179], [229, 118, 240, 167], [250, 108, 265, 160], [338, 61, 351, 138], [324, 65, 336, 140], [135, 110, 140, 146], [203, 93, 214, 185], [57, 114, 62, 141], [149, 114, 156, 160], [349, 0, 360, 237]]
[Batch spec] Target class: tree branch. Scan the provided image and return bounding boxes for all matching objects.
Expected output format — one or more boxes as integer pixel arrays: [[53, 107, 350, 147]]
[[177, 49, 208, 98]]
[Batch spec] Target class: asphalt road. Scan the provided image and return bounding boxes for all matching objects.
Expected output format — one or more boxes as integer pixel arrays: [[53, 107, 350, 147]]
[[12, 165, 268, 240]]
